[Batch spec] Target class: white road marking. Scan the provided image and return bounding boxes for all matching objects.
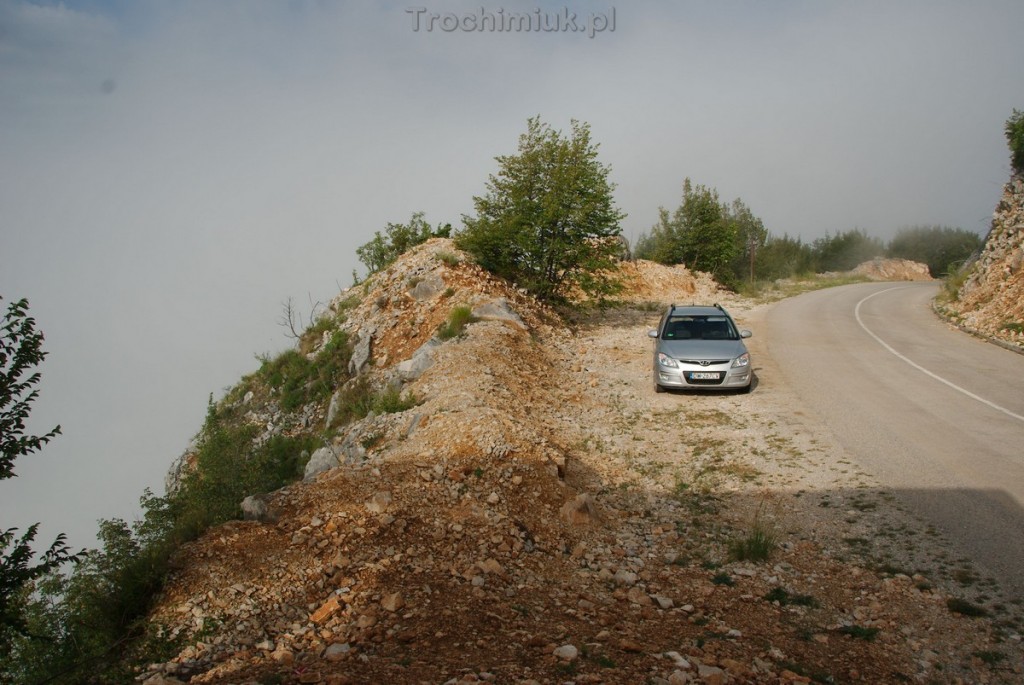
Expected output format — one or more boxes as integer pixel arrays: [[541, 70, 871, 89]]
[[855, 287, 1024, 424]]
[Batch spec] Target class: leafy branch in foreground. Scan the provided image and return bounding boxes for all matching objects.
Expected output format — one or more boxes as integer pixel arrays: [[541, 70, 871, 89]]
[[0, 296, 79, 656]]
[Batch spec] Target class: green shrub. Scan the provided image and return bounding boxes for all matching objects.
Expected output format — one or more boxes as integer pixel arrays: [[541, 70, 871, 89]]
[[711, 572, 735, 586], [298, 312, 340, 355], [764, 587, 818, 607], [947, 597, 988, 617], [941, 264, 972, 302], [326, 376, 375, 428], [1006, 108, 1024, 175], [356, 212, 451, 274], [2, 400, 322, 683], [837, 624, 879, 641], [258, 330, 351, 411], [258, 349, 312, 410]]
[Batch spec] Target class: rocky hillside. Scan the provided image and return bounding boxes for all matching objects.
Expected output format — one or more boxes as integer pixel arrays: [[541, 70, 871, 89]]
[[941, 175, 1024, 351], [141, 240, 1022, 685]]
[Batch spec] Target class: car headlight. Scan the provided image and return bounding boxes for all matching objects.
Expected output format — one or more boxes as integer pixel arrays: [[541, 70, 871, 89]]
[[657, 352, 678, 368], [732, 352, 750, 368]]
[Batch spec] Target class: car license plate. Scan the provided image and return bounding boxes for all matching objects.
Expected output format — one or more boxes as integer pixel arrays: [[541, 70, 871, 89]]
[[689, 372, 720, 380]]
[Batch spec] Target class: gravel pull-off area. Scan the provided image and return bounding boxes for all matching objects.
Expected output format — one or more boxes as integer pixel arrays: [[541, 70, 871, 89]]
[[143, 241, 1023, 684]]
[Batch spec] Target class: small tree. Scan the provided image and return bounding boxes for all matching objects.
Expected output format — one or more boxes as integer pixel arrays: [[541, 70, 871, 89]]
[[456, 117, 626, 303], [633, 179, 743, 287], [754, 233, 816, 281], [0, 297, 77, 651], [1006, 108, 1024, 175], [726, 198, 767, 283]]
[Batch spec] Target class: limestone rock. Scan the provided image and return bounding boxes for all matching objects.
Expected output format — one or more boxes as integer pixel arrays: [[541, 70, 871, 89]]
[[348, 329, 374, 376], [553, 644, 578, 661], [240, 494, 272, 522], [304, 445, 342, 480], [396, 337, 441, 381], [381, 592, 404, 612], [559, 493, 600, 526], [471, 298, 527, 330]]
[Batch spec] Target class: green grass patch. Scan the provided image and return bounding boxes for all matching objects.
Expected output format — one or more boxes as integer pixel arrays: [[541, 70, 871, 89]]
[[728, 521, 778, 562], [370, 386, 419, 414], [326, 378, 419, 430], [437, 305, 477, 340], [436, 251, 460, 267], [711, 572, 735, 586], [972, 650, 1005, 666]]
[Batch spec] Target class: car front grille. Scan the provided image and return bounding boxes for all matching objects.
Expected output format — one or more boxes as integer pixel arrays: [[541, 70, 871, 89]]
[[680, 359, 729, 366]]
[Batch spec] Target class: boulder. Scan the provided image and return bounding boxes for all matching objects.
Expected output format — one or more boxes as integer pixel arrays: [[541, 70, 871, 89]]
[[241, 494, 273, 522], [348, 329, 374, 376], [471, 298, 527, 330], [396, 337, 441, 381], [304, 445, 342, 480], [409, 273, 445, 301]]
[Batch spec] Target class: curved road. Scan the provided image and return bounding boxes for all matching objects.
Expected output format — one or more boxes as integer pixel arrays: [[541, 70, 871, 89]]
[[764, 282, 1024, 599]]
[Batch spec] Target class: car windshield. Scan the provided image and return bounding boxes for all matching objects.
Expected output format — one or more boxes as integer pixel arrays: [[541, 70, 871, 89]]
[[661, 315, 738, 341]]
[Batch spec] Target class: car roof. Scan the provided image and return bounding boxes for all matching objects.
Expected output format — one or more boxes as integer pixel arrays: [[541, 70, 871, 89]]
[[665, 305, 731, 317]]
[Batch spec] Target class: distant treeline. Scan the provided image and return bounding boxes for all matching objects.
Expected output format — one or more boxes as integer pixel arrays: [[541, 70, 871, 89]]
[[633, 178, 983, 289]]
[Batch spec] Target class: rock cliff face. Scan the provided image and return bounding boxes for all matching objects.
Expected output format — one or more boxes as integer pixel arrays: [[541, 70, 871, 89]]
[[944, 175, 1024, 350]]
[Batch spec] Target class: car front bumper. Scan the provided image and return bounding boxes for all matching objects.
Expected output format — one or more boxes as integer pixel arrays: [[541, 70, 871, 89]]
[[655, 362, 751, 389]]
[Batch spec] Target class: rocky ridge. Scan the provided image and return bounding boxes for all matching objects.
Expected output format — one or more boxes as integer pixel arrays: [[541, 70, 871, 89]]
[[142, 240, 1022, 684], [942, 174, 1024, 351]]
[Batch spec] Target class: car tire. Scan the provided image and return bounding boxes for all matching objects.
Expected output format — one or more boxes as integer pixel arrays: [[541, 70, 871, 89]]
[[654, 382, 666, 394], [738, 382, 752, 394]]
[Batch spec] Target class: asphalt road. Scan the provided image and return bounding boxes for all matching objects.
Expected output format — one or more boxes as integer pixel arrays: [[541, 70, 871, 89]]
[[764, 282, 1024, 600]]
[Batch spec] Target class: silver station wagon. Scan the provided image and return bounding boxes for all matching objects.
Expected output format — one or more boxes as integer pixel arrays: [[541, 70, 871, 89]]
[[648, 304, 753, 393]]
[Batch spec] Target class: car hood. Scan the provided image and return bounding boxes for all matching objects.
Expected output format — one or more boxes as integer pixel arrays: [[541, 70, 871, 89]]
[[659, 339, 746, 361]]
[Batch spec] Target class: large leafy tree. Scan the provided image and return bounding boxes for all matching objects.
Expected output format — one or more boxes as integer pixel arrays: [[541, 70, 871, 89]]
[[0, 297, 77, 653], [456, 117, 626, 303]]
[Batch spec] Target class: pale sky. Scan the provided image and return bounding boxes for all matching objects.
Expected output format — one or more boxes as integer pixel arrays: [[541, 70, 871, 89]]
[[1, 0, 1022, 551]]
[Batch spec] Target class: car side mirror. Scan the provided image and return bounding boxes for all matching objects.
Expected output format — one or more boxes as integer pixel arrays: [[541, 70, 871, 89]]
[[740, 329, 752, 339], [647, 329, 659, 338]]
